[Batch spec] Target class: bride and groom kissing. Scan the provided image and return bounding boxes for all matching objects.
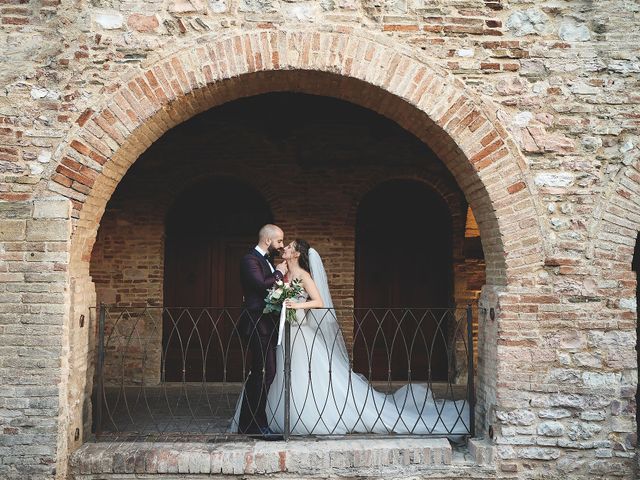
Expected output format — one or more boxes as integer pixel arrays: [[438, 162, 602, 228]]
[[231, 224, 470, 440], [234, 224, 321, 439]]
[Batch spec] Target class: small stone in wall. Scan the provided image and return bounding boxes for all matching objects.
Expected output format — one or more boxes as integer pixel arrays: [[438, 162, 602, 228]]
[[558, 18, 591, 42], [573, 352, 602, 368], [519, 447, 560, 460], [535, 112, 554, 126], [506, 8, 550, 37], [239, 0, 278, 13], [456, 48, 474, 57], [607, 59, 640, 74], [30, 87, 60, 100], [496, 77, 526, 95], [619, 297, 636, 310], [209, 0, 227, 13], [37, 150, 51, 163], [128, 14, 159, 33], [169, 0, 207, 13], [567, 422, 601, 441], [570, 81, 599, 95], [557, 455, 585, 473], [534, 172, 574, 188], [587, 330, 635, 348], [283, 2, 322, 22], [29, 163, 44, 175], [619, 139, 634, 153], [549, 393, 585, 409], [537, 421, 565, 437], [581, 136, 602, 151], [496, 445, 517, 460], [0, 161, 24, 174], [557, 352, 571, 365], [580, 410, 606, 422], [538, 408, 571, 419], [496, 409, 536, 426], [94, 10, 124, 29], [513, 111, 533, 127]]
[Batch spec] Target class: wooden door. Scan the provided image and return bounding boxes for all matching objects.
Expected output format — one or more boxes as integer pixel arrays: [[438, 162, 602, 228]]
[[162, 178, 272, 382], [354, 180, 453, 381]]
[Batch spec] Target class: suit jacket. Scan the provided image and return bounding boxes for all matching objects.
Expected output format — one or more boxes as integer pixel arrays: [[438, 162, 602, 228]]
[[240, 248, 284, 313]]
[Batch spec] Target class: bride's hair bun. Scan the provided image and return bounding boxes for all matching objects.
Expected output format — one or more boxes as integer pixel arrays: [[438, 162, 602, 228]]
[[294, 239, 311, 274]]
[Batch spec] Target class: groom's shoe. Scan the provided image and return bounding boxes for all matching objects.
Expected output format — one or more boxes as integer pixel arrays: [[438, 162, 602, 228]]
[[259, 426, 283, 441]]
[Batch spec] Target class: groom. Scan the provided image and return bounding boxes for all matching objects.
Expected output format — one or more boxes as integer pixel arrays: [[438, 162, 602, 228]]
[[238, 224, 287, 438]]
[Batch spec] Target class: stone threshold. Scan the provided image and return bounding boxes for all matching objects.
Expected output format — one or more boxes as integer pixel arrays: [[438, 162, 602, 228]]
[[70, 437, 497, 479]]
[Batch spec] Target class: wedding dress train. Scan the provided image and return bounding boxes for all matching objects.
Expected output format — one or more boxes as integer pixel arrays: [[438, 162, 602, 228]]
[[264, 294, 470, 435]]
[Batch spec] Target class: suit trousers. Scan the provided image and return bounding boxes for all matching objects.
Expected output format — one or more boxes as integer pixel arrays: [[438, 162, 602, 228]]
[[238, 310, 278, 433]]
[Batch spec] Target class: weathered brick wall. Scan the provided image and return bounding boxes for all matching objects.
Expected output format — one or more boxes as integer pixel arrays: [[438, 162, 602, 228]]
[[0, 0, 638, 478]]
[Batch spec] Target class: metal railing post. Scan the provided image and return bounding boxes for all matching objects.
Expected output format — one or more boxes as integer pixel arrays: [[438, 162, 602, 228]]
[[96, 303, 106, 436], [284, 320, 291, 441], [466, 305, 475, 437]]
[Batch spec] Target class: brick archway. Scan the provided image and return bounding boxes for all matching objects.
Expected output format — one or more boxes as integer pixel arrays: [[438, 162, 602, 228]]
[[43, 30, 544, 285], [42, 29, 546, 469]]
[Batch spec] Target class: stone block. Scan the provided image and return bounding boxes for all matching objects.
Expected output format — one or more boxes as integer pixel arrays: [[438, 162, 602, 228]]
[[25, 219, 70, 242], [94, 10, 124, 29], [518, 447, 560, 460], [0, 220, 26, 241], [505, 8, 550, 36], [0, 202, 31, 219], [33, 198, 71, 219], [537, 421, 565, 437], [538, 408, 571, 419], [558, 18, 591, 42], [468, 438, 495, 465]]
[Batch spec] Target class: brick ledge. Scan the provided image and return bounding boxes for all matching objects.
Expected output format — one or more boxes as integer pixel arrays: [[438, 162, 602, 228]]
[[70, 437, 497, 478]]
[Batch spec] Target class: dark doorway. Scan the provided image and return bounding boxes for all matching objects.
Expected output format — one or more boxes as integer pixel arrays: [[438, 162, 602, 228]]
[[163, 177, 272, 382], [354, 180, 453, 381], [634, 234, 639, 436]]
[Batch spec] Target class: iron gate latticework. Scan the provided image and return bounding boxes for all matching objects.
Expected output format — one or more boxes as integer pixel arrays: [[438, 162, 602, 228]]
[[93, 305, 475, 441]]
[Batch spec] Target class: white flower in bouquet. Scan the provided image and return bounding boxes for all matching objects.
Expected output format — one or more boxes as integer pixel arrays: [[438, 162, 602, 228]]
[[263, 278, 304, 323]]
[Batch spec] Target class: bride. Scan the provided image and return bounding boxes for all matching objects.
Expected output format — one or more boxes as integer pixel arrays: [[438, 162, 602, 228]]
[[231, 239, 470, 436]]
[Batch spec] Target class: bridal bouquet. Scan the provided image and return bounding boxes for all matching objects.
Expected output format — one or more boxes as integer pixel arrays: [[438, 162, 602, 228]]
[[264, 278, 304, 324]]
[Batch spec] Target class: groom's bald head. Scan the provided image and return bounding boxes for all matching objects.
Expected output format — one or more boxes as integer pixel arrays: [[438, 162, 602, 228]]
[[259, 224, 282, 242], [258, 224, 284, 253]]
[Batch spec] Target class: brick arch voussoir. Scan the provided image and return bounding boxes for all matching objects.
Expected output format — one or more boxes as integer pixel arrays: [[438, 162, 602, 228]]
[[44, 29, 544, 284], [592, 158, 640, 274]]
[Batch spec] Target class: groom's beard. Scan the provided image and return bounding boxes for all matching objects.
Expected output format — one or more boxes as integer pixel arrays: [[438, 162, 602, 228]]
[[269, 246, 283, 258]]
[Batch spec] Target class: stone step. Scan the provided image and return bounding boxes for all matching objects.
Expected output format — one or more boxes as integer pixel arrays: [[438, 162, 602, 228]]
[[70, 437, 469, 478]]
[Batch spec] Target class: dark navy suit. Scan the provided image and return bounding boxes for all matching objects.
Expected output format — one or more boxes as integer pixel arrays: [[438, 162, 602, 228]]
[[238, 248, 283, 433]]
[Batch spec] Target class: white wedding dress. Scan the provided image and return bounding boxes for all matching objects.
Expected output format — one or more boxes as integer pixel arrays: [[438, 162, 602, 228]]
[[230, 249, 470, 436]]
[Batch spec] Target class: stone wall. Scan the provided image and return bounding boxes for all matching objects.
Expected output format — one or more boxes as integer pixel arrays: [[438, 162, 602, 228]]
[[0, 0, 638, 478]]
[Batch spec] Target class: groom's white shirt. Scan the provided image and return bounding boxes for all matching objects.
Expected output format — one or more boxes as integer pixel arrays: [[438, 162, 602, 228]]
[[254, 245, 275, 273]]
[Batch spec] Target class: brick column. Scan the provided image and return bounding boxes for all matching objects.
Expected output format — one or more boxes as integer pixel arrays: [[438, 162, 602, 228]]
[[0, 198, 72, 480]]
